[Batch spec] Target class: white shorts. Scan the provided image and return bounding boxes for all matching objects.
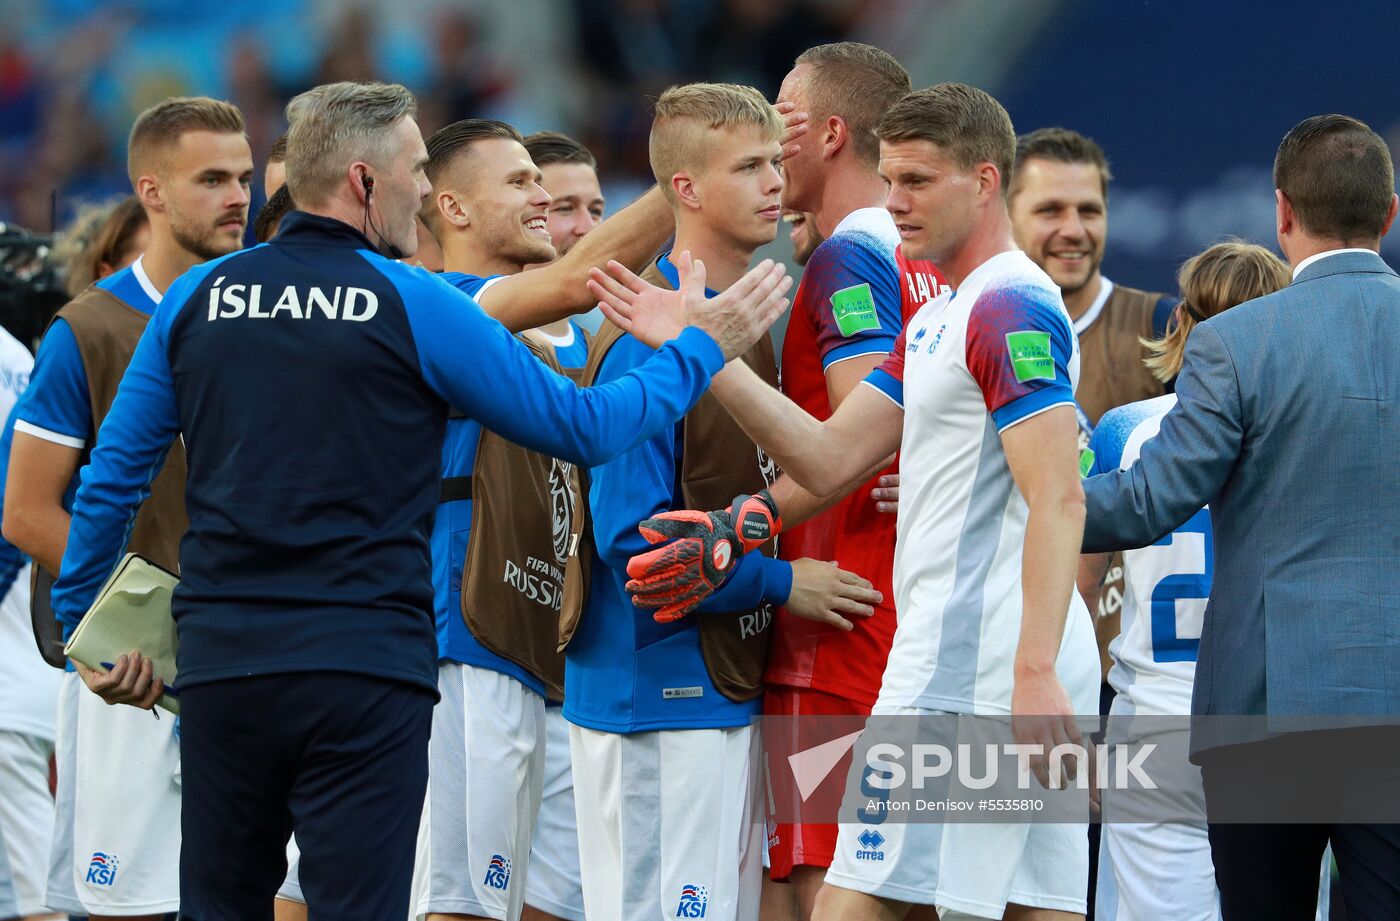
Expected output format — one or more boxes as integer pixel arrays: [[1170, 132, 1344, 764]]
[[827, 810, 1088, 919], [411, 662, 547, 921], [524, 706, 584, 921], [825, 703, 1094, 919], [277, 835, 304, 904], [1096, 819, 1218, 921], [0, 730, 55, 918], [1094, 732, 1217, 921], [569, 722, 763, 921], [47, 670, 182, 915]]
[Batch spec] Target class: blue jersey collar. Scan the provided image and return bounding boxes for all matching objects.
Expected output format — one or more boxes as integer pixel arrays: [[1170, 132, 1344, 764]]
[[94, 257, 158, 316], [656, 251, 719, 298]]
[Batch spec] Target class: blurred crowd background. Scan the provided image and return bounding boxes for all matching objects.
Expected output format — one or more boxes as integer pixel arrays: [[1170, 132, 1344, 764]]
[[1, 0, 1397, 292]]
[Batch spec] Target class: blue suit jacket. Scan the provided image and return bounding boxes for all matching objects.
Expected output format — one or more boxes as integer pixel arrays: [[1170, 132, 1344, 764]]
[[1083, 251, 1399, 742]]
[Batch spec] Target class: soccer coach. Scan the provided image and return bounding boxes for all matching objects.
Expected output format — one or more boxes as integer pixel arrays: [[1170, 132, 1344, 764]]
[[48, 81, 791, 921]]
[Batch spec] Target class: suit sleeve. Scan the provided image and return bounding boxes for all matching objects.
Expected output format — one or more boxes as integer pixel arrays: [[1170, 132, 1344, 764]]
[[1083, 322, 1243, 552], [49, 296, 186, 627], [588, 336, 791, 613], [396, 267, 725, 469]]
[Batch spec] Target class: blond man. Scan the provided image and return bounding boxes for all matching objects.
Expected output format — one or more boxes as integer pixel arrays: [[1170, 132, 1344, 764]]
[[566, 83, 879, 921]]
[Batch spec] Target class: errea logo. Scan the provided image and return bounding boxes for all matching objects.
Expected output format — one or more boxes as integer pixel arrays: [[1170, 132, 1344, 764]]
[[856, 828, 885, 861], [910, 324, 946, 355]]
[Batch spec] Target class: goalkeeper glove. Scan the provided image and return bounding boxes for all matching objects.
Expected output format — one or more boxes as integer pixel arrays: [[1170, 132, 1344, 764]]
[[625, 490, 782, 623]]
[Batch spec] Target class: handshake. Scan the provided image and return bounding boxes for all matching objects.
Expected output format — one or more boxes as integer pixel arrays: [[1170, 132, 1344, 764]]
[[626, 489, 882, 628]]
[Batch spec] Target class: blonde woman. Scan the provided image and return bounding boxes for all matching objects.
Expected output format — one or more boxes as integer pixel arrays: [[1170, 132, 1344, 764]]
[[1079, 240, 1289, 921]]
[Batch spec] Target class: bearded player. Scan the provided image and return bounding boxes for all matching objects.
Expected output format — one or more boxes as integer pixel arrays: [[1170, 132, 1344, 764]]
[[3, 96, 251, 921]]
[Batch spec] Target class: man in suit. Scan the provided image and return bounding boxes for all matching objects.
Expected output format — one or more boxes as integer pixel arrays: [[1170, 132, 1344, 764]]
[[1082, 114, 1400, 920]]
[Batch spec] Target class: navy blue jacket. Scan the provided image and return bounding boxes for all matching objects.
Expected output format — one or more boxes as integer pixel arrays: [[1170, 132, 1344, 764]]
[[50, 212, 726, 693]]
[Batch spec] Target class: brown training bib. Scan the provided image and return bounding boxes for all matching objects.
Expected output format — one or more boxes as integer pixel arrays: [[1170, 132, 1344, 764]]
[[30, 286, 188, 667], [458, 331, 592, 701]]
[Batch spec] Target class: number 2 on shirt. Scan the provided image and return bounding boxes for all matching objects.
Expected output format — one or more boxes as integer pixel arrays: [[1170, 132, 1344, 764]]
[[1149, 508, 1212, 663]]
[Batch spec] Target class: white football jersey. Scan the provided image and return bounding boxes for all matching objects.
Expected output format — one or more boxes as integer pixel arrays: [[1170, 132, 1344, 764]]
[[1087, 394, 1208, 724], [0, 325, 57, 740], [863, 250, 1099, 715]]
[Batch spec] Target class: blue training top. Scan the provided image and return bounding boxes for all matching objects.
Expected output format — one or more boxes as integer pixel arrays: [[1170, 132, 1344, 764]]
[[50, 213, 727, 694], [434, 270, 588, 696], [11, 261, 159, 644], [564, 252, 793, 734]]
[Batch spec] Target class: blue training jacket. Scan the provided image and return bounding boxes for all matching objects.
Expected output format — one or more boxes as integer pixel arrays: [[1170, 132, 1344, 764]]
[[49, 212, 726, 694], [564, 252, 793, 733]]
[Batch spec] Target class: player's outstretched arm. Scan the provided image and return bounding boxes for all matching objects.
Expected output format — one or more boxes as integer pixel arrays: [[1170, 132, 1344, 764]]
[[765, 452, 896, 527], [475, 186, 674, 332], [476, 103, 809, 333], [406, 259, 788, 469], [592, 251, 792, 361], [591, 257, 898, 495], [711, 363, 902, 497], [1003, 404, 1088, 788]]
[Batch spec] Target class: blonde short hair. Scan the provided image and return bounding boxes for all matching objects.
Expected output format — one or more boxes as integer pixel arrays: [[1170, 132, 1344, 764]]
[[649, 83, 783, 206], [1142, 240, 1291, 382], [127, 97, 245, 186]]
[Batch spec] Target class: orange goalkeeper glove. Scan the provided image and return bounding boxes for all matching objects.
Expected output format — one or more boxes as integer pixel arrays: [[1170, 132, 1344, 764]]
[[625, 490, 782, 622]]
